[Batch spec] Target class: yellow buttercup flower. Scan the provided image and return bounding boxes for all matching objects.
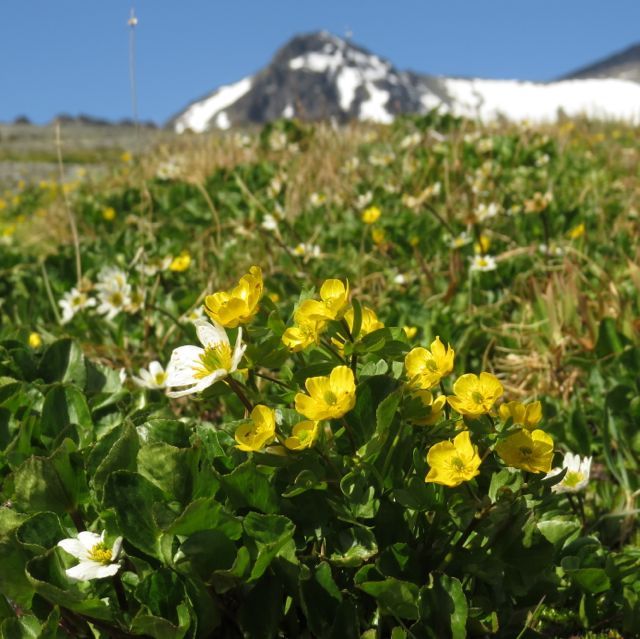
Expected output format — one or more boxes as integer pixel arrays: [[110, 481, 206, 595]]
[[205, 266, 264, 328], [567, 223, 585, 239], [303, 279, 350, 322], [234, 405, 276, 452], [102, 207, 116, 221], [409, 390, 447, 426], [169, 251, 191, 272], [295, 365, 356, 421], [403, 326, 417, 340], [425, 431, 482, 487], [498, 401, 542, 430], [361, 205, 381, 224], [371, 228, 386, 245], [28, 332, 42, 349], [282, 300, 327, 352], [495, 429, 554, 473], [405, 337, 455, 390], [121, 151, 132, 164], [448, 372, 503, 418], [474, 234, 491, 254], [284, 420, 321, 450], [331, 305, 383, 353]]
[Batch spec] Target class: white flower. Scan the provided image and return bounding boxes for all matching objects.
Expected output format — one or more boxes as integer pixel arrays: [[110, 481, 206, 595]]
[[475, 202, 500, 223], [59, 288, 96, 324], [449, 231, 472, 250], [292, 243, 321, 259], [470, 254, 497, 272], [400, 132, 422, 149], [95, 267, 132, 320], [132, 361, 168, 389], [261, 213, 280, 231], [309, 192, 327, 207], [165, 319, 246, 398], [393, 273, 407, 285], [547, 452, 592, 493], [355, 191, 373, 210], [57, 531, 122, 581], [137, 256, 172, 277], [181, 305, 206, 323], [538, 243, 565, 257]]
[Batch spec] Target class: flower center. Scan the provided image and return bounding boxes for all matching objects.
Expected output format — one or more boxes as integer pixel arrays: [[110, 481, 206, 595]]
[[108, 292, 124, 307], [194, 343, 233, 378], [323, 390, 338, 405], [154, 372, 167, 385], [425, 359, 438, 372], [451, 456, 465, 471], [563, 470, 584, 487], [88, 542, 113, 565], [471, 391, 485, 404], [519, 446, 533, 457]]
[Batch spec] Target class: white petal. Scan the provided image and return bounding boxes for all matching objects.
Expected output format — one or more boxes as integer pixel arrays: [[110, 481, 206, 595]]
[[57, 538, 90, 560], [111, 537, 123, 560], [195, 319, 228, 349], [166, 385, 200, 398], [66, 560, 115, 581], [231, 329, 246, 371], [148, 361, 164, 376], [77, 531, 103, 551]]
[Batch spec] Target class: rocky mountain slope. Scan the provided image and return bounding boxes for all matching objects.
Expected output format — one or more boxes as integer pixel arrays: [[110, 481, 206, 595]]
[[171, 32, 640, 131]]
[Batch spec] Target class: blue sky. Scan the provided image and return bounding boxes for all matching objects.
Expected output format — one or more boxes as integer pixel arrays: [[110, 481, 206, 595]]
[[2, 1, 639, 124]]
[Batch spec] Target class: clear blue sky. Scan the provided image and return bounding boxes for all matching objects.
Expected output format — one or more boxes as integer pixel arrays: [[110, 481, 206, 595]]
[[2, 1, 639, 125]]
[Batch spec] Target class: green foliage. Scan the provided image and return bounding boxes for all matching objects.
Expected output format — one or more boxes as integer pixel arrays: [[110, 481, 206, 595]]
[[1, 118, 639, 637]]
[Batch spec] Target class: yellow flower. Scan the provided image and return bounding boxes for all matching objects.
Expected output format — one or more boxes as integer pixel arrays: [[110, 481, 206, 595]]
[[169, 251, 191, 272], [409, 390, 447, 426], [344, 305, 383, 338], [498, 401, 542, 430], [403, 326, 417, 340], [121, 151, 132, 164], [102, 207, 116, 221], [282, 300, 326, 352], [235, 405, 276, 452], [474, 234, 491, 254], [567, 223, 585, 239], [0, 198, 6, 211], [303, 279, 350, 322], [495, 429, 554, 473], [268, 292, 280, 303], [284, 420, 321, 450], [448, 372, 503, 418], [204, 266, 264, 328], [295, 365, 356, 421], [361, 205, 381, 224], [371, 228, 386, 245], [28, 332, 42, 349], [405, 337, 455, 390], [425, 431, 482, 487]]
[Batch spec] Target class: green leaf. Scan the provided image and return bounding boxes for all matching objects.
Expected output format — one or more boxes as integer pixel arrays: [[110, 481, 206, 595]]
[[300, 562, 343, 637], [40, 385, 93, 447], [243, 512, 296, 581], [0, 615, 41, 639], [568, 567, 611, 594], [179, 530, 237, 579], [25, 551, 113, 621], [166, 498, 242, 539], [91, 421, 140, 494], [358, 577, 420, 620], [537, 519, 581, 546], [38, 340, 86, 387], [221, 461, 279, 514], [16, 512, 65, 553], [13, 440, 84, 514], [103, 471, 164, 557]]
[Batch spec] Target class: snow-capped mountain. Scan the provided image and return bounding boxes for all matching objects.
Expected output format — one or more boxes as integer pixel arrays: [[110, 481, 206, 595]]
[[171, 32, 640, 132]]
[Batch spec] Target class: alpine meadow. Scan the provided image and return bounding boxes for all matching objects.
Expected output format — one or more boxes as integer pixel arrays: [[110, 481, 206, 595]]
[[1, 107, 640, 637]]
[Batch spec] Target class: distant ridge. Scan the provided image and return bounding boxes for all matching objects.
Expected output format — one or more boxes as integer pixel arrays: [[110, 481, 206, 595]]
[[561, 42, 640, 83]]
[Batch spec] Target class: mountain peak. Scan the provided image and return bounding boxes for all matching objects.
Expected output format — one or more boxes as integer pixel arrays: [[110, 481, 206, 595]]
[[171, 34, 640, 132]]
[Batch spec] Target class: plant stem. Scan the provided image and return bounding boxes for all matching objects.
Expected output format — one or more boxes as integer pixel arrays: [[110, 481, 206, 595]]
[[226, 377, 254, 413]]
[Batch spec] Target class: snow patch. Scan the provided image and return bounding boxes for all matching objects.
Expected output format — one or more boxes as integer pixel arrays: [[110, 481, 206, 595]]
[[175, 77, 252, 133], [442, 77, 640, 123], [359, 82, 393, 124], [282, 104, 294, 118]]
